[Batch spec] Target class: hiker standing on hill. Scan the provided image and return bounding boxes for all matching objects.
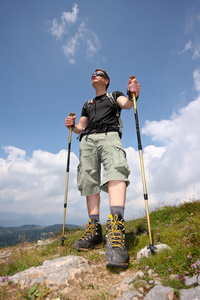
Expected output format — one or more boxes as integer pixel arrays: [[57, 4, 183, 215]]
[[65, 69, 140, 268]]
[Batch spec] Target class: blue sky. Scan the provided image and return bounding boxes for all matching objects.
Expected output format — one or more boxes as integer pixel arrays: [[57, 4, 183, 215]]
[[1, 0, 200, 226]]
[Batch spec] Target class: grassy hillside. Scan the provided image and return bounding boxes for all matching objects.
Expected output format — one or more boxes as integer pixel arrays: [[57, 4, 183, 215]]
[[0, 200, 199, 298]]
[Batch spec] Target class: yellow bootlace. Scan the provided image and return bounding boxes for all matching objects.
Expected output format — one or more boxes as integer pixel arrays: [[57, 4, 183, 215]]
[[80, 221, 97, 240], [107, 215, 125, 248]]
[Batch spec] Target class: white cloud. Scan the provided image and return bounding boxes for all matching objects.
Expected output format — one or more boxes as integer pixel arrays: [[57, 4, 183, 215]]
[[177, 41, 200, 60], [50, 3, 79, 40], [62, 35, 80, 64], [140, 72, 200, 206], [0, 147, 81, 221], [178, 41, 193, 55], [193, 68, 200, 92], [62, 22, 100, 64], [185, 11, 200, 33], [192, 43, 200, 59], [49, 5, 101, 64], [177, 11, 200, 60], [62, 4, 79, 24]]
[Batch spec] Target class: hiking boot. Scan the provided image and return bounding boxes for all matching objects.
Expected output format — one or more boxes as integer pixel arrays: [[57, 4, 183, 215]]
[[106, 214, 129, 268], [74, 219, 103, 251]]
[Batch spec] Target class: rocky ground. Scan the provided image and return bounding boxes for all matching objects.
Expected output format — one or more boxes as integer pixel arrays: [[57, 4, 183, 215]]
[[0, 240, 199, 300]]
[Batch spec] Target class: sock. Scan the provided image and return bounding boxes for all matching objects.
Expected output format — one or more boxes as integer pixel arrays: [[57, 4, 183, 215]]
[[89, 214, 99, 222], [110, 206, 124, 220]]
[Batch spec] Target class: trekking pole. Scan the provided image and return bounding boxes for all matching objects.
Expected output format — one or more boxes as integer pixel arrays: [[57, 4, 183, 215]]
[[130, 76, 156, 252], [61, 112, 75, 246]]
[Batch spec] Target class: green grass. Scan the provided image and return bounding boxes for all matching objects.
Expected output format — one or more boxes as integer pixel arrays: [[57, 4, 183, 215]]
[[0, 200, 200, 293], [124, 200, 200, 288]]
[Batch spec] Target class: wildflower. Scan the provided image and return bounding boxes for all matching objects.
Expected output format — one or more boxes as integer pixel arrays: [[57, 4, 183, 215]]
[[191, 260, 200, 273], [1, 275, 9, 282], [187, 255, 192, 259], [179, 274, 186, 282], [169, 256, 172, 259], [157, 233, 160, 236], [145, 265, 149, 271], [175, 275, 179, 279], [166, 224, 169, 226], [184, 271, 189, 275], [179, 225, 189, 232], [168, 268, 172, 272]]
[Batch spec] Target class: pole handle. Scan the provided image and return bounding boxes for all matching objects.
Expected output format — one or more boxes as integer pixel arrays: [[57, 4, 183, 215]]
[[129, 76, 135, 98], [69, 113, 75, 130]]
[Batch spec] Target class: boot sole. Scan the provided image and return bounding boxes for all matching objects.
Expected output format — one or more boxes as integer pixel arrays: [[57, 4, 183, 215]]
[[106, 260, 129, 268], [75, 242, 104, 252]]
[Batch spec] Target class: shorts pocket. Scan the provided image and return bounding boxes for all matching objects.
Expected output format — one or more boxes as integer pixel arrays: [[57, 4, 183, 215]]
[[114, 146, 130, 177], [77, 163, 82, 191]]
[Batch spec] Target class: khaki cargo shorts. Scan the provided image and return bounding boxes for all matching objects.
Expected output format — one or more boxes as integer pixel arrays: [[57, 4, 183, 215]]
[[77, 132, 130, 196]]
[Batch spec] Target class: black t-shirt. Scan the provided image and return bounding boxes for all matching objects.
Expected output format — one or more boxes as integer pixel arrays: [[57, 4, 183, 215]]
[[81, 91, 124, 136]]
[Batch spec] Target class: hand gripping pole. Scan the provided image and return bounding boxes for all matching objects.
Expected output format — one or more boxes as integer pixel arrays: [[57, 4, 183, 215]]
[[61, 112, 75, 246], [130, 76, 156, 252]]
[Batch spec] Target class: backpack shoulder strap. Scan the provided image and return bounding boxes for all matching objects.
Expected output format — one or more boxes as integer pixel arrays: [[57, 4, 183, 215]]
[[106, 92, 117, 106], [107, 92, 123, 128], [106, 92, 116, 105], [85, 99, 94, 116], [106, 92, 120, 115]]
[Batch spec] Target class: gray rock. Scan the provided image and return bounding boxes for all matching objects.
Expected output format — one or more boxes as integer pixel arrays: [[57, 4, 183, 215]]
[[9, 255, 91, 288], [180, 285, 200, 300], [144, 285, 174, 300], [154, 279, 162, 285], [149, 279, 161, 285], [137, 243, 172, 259], [185, 275, 199, 286], [115, 290, 142, 300], [123, 271, 144, 285], [123, 276, 137, 285]]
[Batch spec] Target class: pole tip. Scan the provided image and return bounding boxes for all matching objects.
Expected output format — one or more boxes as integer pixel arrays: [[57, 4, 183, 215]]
[[147, 244, 157, 253], [60, 236, 66, 246]]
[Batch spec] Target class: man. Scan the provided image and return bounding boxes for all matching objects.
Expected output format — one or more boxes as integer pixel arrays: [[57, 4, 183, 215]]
[[65, 69, 140, 268]]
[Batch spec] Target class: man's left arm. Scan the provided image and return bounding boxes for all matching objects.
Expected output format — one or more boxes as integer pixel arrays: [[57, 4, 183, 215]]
[[117, 77, 140, 110]]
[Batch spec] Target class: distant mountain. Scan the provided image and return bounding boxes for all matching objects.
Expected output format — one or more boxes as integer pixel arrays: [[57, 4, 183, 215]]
[[0, 224, 82, 248], [0, 212, 46, 227], [0, 212, 70, 227]]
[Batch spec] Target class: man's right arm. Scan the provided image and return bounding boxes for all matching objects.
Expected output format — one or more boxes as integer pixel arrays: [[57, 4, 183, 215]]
[[65, 115, 88, 134]]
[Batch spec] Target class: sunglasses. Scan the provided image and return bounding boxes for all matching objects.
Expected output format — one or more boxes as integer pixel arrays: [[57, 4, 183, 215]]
[[91, 72, 107, 80]]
